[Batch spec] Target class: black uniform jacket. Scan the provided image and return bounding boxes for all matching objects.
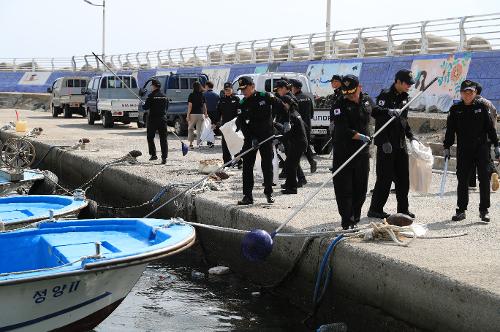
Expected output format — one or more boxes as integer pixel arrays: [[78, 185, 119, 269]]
[[217, 94, 240, 125], [372, 84, 414, 149], [237, 91, 280, 140], [142, 89, 168, 121], [294, 91, 314, 128], [332, 93, 373, 158], [443, 99, 499, 150]]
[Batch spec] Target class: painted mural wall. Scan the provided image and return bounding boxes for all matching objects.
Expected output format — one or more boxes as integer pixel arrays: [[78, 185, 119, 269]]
[[1, 51, 499, 112]]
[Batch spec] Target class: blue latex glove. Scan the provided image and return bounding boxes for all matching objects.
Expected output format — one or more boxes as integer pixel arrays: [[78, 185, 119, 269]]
[[358, 134, 371, 144], [495, 146, 500, 159], [283, 122, 291, 133]]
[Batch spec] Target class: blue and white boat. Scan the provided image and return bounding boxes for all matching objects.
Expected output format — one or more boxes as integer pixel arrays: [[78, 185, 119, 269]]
[[0, 195, 89, 229], [0, 218, 195, 331]]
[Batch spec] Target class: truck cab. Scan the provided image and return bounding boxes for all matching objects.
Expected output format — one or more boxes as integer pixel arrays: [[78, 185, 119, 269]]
[[83, 74, 140, 128], [138, 73, 208, 135], [47, 76, 90, 118], [232, 72, 331, 154]]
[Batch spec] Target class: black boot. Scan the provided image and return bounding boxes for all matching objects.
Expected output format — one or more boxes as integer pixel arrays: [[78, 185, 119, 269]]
[[281, 188, 297, 195], [452, 209, 466, 221], [297, 178, 307, 188], [480, 210, 490, 222], [310, 160, 317, 173], [149, 155, 158, 161], [237, 196, 254, 205], [266, 194, 275, 204], [367, 210, 390, 219], [398, 211, 415, 219]]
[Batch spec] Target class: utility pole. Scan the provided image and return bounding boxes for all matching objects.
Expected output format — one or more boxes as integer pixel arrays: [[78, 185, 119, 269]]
[[325, 0, 331, 59]]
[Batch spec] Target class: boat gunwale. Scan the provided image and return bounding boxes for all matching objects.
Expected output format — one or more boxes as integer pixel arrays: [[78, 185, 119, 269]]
[[0, 231, 196, 286]]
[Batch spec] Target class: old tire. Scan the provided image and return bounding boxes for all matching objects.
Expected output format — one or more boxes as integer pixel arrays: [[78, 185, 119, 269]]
[[102, 112, 114, 128], [63, 105, 72, 118], [87, 109, 95, 125], [28, 170, 59, 195], [77, 199, 98, 219]]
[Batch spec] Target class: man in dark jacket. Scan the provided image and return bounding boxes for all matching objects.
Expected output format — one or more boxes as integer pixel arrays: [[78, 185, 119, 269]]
[[142, 79, 168, 164], [368, 69, 416, 219], [217, 82, 240, 164], [203, 81, 220, 147], [331, 75, 373, 229], [290, 79, 317, 174], [443, 80, 499, 222], [236, 76, 282, 205]]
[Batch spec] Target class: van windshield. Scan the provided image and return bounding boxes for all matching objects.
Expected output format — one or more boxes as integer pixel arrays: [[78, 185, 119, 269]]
[[66, 79, 89, 88]]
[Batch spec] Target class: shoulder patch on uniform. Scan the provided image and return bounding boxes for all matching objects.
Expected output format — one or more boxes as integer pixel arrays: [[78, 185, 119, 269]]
[[475, 108, 482, 114], [378, 100, 385, 106], [333, 108, 341, 115]]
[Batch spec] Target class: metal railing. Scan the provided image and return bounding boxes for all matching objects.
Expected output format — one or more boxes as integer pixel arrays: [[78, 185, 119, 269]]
[[1, 12, 499, 72]]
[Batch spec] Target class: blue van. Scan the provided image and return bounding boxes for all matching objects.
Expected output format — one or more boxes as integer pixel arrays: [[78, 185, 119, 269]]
[[138, 73, 208, 135]]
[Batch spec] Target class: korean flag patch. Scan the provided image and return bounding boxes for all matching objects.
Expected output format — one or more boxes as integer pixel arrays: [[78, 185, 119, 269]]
[[378, 100, 385, 106], [333, 108, 341, 116]]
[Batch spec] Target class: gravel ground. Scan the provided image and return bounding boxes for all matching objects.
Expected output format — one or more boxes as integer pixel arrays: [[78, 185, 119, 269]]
[[2, 109, 499, 296]]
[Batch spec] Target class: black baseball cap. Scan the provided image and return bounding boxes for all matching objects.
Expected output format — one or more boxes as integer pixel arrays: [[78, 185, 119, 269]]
[[289, 79, 302, 89], [273, 80, 289, 92], [330, 74, 342, 82], [223, 82, 232, 89], [237, 76, 253, 90], [395, 69, 415, 85], [460, 80, 477, 92], [341, 75, 359, 95], [476, 82, 483, 95], [151, 78, 161, 88]]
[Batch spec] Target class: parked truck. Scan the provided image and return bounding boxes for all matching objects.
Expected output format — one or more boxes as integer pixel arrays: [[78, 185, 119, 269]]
[[47, 77, 90, 118], [137, 73, 208, 134], [82, 74, 140, 128], [231, 72, 332, 154]]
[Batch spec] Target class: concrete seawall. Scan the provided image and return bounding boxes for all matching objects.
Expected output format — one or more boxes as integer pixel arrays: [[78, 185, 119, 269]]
[[0, 109, 498, 332]]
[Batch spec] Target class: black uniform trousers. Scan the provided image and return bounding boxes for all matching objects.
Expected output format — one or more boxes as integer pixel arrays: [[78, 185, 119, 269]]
[[284, 145, 306, 189], [457, 144, 490, 212], [333, 153, 370, 222], [147, 119, 168, 159], [369, 147, 409, 213], [221, 135, 231, 164], [242, 139, 274, 197], [281, 142, 306, 181], [469, 144, 497, 187], [304, 124, 315, 165]]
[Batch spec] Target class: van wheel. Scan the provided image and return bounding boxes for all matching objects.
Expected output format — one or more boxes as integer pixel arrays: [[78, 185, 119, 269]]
[[51, 105, 59, 118], [63, 105, 72, 118], [102, 112, 114, 128], [87, 109, 95, 125], [174, 117, 187, 136]]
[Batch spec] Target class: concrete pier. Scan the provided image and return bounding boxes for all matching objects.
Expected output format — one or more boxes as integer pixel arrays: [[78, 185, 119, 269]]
[[0, 109, 498, 332]]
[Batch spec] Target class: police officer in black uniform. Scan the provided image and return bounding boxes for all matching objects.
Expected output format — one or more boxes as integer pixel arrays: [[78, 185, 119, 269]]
[[443, 80, 499, 222], [142, 79, 168, 164], [236, 76, 279, 205], [368, 69, 416, 219], [290, 79, 317, 174], [331, 75, 373, 229], [216, 82, 240, 164]]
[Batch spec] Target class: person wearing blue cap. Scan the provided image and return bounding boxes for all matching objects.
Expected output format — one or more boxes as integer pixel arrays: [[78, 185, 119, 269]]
[[368, 69, 417, 220], [331, 74, 373, 230]]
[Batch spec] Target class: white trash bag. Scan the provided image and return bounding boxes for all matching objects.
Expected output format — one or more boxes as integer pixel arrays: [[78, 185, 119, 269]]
[[219, 118, 244, 156], [200, 117, 215, 144], [408, 140, 434, 193]]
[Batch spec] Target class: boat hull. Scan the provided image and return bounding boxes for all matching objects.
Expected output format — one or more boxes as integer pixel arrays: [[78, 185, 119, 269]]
[[0, 263, 146, 332]]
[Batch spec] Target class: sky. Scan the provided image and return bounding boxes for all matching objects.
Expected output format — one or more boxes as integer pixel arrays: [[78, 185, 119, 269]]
[[0, 0, 499, 59]]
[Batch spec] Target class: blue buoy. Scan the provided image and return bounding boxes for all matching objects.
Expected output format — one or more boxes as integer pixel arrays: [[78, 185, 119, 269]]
[[241, 229, 273, 262], [181, 142, 189, 156]]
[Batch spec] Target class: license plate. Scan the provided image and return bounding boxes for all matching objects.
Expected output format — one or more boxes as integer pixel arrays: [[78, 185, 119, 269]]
[[312, 129, 328, 135], [128, 112, 138, 117]]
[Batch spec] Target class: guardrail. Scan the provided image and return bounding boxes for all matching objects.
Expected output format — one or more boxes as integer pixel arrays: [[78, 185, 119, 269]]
[[1, 12, 499, 72]]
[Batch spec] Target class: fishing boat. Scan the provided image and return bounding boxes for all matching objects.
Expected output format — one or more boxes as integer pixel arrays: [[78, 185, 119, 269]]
[[0, 218, 196, 331], [0, 195, 89, 230]]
